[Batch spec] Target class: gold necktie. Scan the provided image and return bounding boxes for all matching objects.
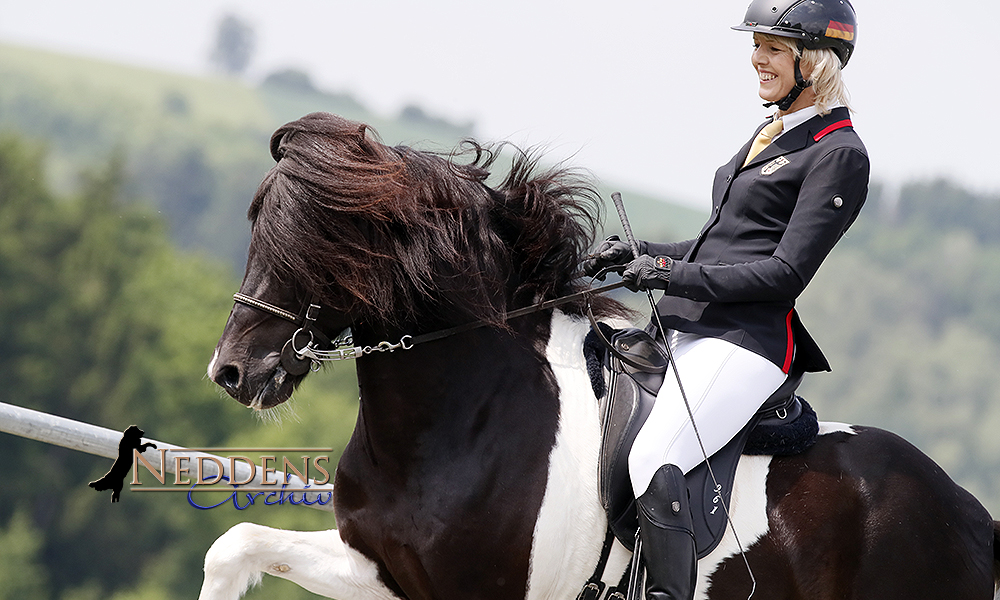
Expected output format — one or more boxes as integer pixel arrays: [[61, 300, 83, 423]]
[[743, 119, 784, 167]]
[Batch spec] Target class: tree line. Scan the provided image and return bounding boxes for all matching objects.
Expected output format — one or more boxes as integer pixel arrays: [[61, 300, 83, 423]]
[[0, 135, 356, 599]]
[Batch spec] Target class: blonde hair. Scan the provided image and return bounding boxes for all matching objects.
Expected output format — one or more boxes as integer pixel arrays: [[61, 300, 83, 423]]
[[758, 33, 853, 114]]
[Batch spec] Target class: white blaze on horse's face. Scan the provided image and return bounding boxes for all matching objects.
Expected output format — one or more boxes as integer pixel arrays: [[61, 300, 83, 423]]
[[207, 348, 220, 381]]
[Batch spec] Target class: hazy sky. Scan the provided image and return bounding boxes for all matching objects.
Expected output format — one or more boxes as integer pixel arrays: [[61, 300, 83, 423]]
[[1, 0, 998, 209]]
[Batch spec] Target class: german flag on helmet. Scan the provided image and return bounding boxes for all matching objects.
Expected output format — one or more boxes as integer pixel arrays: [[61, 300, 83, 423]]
[[825, 20, 855, 42]]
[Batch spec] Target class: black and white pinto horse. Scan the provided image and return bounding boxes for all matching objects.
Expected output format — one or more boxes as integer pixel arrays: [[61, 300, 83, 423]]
[[204, 112, 1000, 600]]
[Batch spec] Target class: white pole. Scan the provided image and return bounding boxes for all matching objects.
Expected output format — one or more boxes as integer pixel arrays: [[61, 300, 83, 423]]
[[0, 401, 336, 511]]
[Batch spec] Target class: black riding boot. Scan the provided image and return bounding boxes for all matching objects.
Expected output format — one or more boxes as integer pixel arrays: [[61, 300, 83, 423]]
[[636, 464, 697, 600]]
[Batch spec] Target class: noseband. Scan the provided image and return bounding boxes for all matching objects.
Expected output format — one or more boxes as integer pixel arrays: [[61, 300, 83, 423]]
[[232, 279, 626, 375], [233, 293, 343, 376]]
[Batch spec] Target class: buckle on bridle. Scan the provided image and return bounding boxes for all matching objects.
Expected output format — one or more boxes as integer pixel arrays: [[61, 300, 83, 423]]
[[305, 303, 321, 324]]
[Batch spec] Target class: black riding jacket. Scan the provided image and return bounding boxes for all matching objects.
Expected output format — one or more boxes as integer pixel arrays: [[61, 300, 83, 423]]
[[646, 107, 869, 373]]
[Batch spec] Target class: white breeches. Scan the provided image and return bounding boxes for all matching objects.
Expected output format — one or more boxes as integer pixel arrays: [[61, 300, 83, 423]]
[[628, 331, 787, 497]]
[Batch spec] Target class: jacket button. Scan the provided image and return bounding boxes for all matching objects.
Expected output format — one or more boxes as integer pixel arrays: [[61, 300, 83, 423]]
[[832, 195, 844, 209]]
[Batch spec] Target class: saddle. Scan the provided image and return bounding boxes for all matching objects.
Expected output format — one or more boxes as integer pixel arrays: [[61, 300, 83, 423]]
[[584, 325, 819, 557]]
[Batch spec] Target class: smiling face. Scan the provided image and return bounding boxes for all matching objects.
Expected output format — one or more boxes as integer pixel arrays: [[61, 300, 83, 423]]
[[751, 33, 816, 114]]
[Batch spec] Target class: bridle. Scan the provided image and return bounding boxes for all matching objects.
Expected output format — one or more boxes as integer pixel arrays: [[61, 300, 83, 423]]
[[232, 292, 421, 376], [233, 280, 625, 375], [232, 292, 343, 376]]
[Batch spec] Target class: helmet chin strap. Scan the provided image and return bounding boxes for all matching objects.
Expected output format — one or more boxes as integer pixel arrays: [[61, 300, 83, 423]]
[[763, 54, 812, 112]]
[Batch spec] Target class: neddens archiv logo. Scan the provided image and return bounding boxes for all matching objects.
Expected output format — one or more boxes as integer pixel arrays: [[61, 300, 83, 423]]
[[89, 425, 334, 510]]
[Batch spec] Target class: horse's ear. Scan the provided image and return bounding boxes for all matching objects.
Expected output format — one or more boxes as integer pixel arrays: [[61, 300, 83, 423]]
[[355, 124, 375, 153], [270, 130, 290, 162], [353, 124, 386, 160]]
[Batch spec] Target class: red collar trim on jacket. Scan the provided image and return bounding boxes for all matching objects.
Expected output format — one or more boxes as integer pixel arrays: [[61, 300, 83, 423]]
[[813, 119, 853, 142]]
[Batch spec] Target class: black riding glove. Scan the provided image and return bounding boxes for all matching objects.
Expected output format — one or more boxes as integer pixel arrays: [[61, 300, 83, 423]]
[[622, 255, 672, 292], [582, 235, 636, 278]]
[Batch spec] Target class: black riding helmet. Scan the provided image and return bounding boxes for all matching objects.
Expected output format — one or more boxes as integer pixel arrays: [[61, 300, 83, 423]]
[[733, 0, 857, 110]]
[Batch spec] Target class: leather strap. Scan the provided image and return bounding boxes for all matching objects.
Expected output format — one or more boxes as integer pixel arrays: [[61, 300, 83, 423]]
[[585, 267, 665, 373], [575, 529, 617, 600]]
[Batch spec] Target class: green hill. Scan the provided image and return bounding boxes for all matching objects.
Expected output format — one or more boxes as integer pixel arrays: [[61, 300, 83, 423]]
[[0, 42, 705, 269]]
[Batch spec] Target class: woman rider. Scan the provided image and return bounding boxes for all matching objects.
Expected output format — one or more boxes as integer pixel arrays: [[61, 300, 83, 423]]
[[584, 1, 868, 598]]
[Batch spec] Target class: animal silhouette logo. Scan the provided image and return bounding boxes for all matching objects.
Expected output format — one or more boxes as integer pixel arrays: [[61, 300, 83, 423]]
[[89, 425, 156, 502]]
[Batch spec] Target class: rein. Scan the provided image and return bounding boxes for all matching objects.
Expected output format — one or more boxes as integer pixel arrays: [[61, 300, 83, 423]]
[[233, 280, 625, 373]]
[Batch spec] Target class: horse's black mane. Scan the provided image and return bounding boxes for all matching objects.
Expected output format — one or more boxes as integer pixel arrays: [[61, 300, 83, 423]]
[[249, 112, 620, 328]]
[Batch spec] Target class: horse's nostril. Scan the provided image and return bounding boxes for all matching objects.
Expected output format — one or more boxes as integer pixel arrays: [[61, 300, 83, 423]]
[[214, 364, 242, 394]]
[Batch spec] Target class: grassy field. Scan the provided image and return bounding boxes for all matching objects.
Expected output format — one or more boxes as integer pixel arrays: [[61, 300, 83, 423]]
[[0, 41, 706, 265], [0, 43, 270, 128]]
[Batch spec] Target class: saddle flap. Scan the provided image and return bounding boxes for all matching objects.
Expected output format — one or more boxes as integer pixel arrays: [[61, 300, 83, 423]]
[[613, 329, 668, 375], [594, 329, 666, 540]]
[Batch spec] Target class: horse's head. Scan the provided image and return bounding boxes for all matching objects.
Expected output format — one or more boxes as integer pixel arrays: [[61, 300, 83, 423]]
[[209, 112, 609, 409], [208, 241, 352, 409], [208, 113, 388, 408]]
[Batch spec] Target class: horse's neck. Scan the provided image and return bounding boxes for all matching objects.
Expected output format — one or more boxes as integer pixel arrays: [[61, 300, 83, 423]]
[[350, 314, 557, 467]]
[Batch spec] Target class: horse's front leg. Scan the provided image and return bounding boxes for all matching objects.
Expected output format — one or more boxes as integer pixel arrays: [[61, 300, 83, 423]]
[[198, 522, 399, 600]]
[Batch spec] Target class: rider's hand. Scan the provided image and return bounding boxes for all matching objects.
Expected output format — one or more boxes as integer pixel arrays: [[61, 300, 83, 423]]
[[582, 235, 635, 279], [621, 255, 672, 292]]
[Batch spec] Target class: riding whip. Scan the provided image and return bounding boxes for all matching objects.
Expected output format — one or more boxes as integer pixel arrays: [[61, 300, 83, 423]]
[[610, 192, 757, 599]]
